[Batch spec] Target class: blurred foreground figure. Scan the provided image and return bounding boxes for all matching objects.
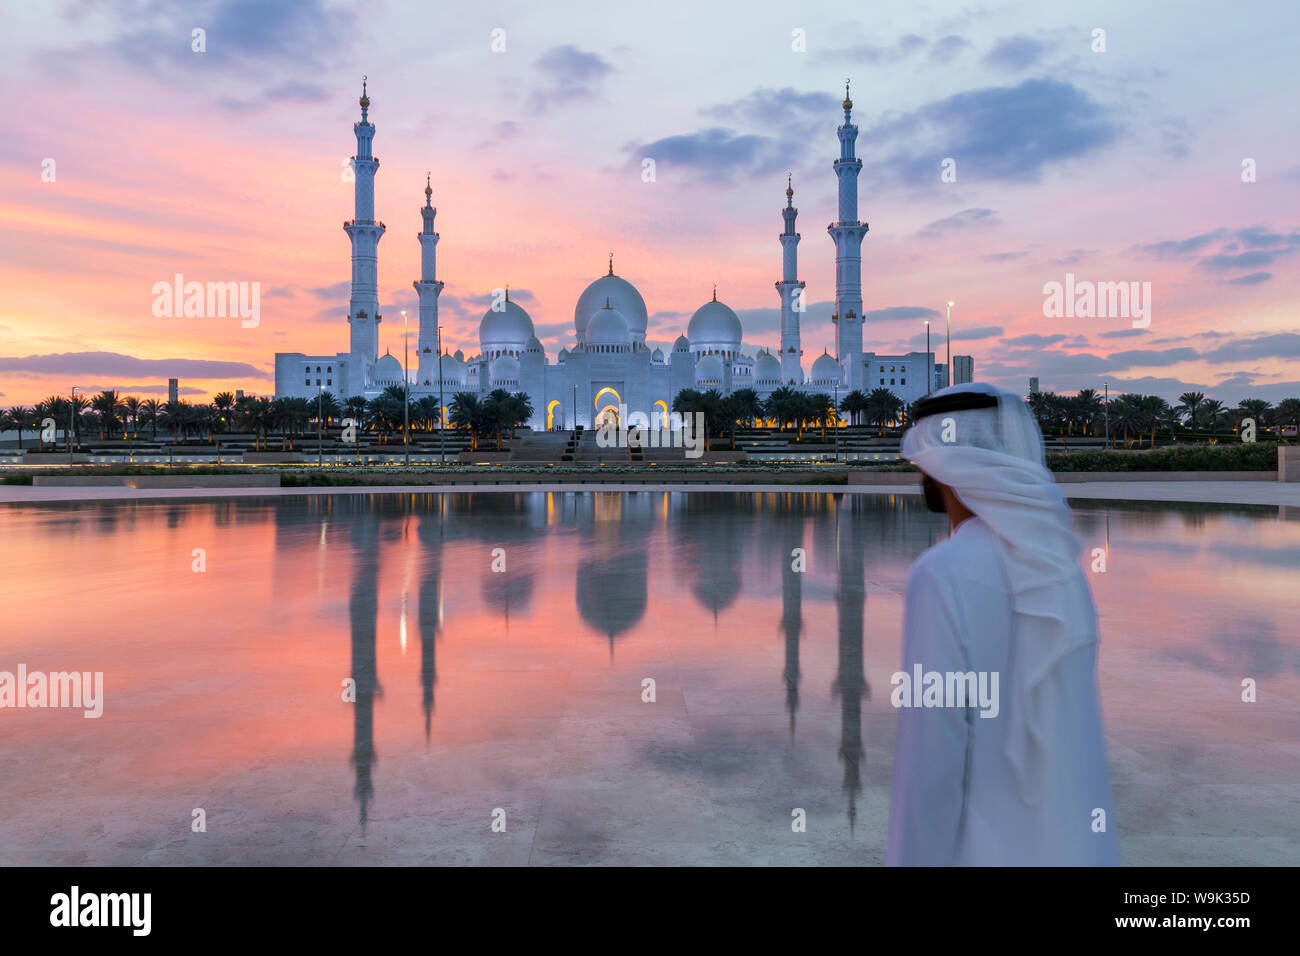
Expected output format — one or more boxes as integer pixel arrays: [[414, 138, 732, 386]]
[[886, 383, 1118, 866]]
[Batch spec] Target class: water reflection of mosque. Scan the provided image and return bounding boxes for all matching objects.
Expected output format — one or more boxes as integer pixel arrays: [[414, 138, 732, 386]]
[[282, 491, 932, 832]]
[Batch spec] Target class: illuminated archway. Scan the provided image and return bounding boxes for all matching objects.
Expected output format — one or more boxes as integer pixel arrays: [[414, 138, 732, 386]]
[[593, 387, 622, 410], [596, 406, 620, 428], [653, 399, 669, 428], [546, 399, 563, 430]]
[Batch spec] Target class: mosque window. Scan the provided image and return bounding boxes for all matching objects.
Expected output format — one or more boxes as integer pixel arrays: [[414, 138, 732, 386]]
[[304, 366, 310, 374], [879, 365, 885, 372], [327, 379, 332, 386], [327, 366, 332, 373], [316, 366, 321, 373], [890, 378, 895, 385], [890, 365, 895, 372], [900, 379, 905, 386], [305, 380, 310, 387], [880, 378, 885, 385]]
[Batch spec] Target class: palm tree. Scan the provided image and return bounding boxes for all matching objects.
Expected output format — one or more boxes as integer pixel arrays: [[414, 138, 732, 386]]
[[839, 389, 869, 426], [121, 396, 141, 439], [1237, 398, 1272, 434], [1072, 389, 1103, 436], [449, 392, 484, 450], [1274, 397, 1300, 438], [244, 398, 273, 450], [212, 392, 235, 432], [90, 390, 122, 440], [1109, 394, 1142, 447], [1199, 399, 1226, 437], [865, 387, 902, 437], [138, 399, 161, 441], [6, 407, 34, 451], [1139, 395, 1170, 448], [506, 391, 535, 438], [761, 386, 800, 432], [728, 388, 763, 429], [1176, 391, 1206, 436]]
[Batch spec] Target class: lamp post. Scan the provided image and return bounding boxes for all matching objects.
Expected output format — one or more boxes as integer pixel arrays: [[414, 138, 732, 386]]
[[833, 357, 839, 463], [68, 386, 79, 459], [1104, 381, 1109, 451], [401, 310, 410, 467], [946, 300, 954, 387], [436, 324, 445, 465], [318, 384, 324, 468], [925, 321, 931, 397]]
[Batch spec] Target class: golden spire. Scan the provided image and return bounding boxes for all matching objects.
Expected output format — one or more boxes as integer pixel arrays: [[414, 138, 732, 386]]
[[360, 75, 370, 109], [425, 171, 432, 198], [505, 284, 509, 303], [608, 252, 614, 276], [712, 284, 717, 302], [786, 172, 793, 198], [604, 296, 612, 308], [842, 78, 852, 111]]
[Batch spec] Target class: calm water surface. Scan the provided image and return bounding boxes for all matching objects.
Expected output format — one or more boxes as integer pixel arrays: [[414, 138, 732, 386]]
[[2, 491, 1297, 865]]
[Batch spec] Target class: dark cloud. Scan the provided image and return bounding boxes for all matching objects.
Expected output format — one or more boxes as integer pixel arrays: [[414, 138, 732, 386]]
[[1107, 347, 1198, 367], [918, 207, 997, 237], [531, 45, 613, 111], [1004, 333, 1067, 347], [1049, 249, 1095, 266], [867, 79, 1119, 184], [1203, 332, 1300, 363], [308, 280, 350, 300], [704, 87, 838, 130], [1131, 229, 1229, 260], [1097, 328, 1148, 338], [459, 288, 537, 307], [982, 250, 1027, 262], [981, 35, 1046, 71], [627, 128, 790, 182], [1218, 271, 1272, 285], [863, 306, 941, 322], [0, 351, 268, 379], [929, 35, 971, 64]]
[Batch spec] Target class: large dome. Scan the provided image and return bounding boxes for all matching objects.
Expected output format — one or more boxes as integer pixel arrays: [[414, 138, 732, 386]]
[[810, 351, 841, 385], [755, 350, 781, 383], [479, 298, 534, 349], [585, 305, 631, 350], [575, 270, 648, 344], [687, 298, 742, 349], [438, 352, 467, 386]]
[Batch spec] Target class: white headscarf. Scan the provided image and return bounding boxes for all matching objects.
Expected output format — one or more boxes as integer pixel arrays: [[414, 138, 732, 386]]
[[901, 382, 1097, 806]]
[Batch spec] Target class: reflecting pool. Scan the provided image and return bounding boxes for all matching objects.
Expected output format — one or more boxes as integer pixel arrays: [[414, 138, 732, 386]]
[[1, 492, 1297, 865]]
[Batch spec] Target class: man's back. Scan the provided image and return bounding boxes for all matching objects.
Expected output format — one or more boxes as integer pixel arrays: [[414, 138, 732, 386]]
[[886, 517, 1119, 866]]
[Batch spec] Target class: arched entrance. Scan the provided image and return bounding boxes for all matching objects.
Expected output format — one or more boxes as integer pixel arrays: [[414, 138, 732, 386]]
[[595, 405, 620, 428], [546, 399, 563, 430]]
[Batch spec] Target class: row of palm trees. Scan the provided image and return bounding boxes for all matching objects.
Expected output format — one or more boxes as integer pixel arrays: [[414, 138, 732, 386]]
[[668, 386, 908, 448], [1026, 390, 1300, 447]]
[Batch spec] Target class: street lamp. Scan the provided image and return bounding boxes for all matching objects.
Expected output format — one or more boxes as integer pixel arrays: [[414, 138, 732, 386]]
[[925, 321, 931, 397], [68, 386, 79, 458], [401, 309, 410, 467], [833, 353, 839, 463], [946, 301, 954, 387], [1103, 380, 1109, 451]]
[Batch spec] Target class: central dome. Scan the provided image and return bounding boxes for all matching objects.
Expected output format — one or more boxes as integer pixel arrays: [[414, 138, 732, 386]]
[[575, 272, 647, 344], [480, 299, 534, 348], [687, 298, 742, 348]]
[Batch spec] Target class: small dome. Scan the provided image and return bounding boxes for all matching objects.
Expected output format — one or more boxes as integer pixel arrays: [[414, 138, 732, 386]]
[[696, 354, 724, 384], [810, 351, 841, 385], [373, 352, 404, 384], [673, 334, 690, 352], [453, 349, 464, 362], [687, 298, 742, 348], [651, 347, 665, 363], [585, 305, 631, 349], [574, 271, 648, 343], [489, 353, 520, 383], [755, 351, 781, 382], [480, 298, 534, 347], [439, 352, 467, 385]]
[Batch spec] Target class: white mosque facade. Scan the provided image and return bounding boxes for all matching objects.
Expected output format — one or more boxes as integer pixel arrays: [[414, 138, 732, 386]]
[[273, 82, 948, 428]]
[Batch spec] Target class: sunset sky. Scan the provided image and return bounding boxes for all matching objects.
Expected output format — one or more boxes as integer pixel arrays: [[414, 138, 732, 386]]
[[1, 0, 1297, 406]]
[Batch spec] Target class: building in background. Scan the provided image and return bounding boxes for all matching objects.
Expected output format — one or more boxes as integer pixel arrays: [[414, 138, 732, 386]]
[[273, 82, 954, 428], [1029, 377, 1040, 395], [953, 355, 974, 385], [168, 378, 178, 404]]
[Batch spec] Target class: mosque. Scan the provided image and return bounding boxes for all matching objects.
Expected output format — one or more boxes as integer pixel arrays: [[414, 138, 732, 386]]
[[272, 80, 948, 427]]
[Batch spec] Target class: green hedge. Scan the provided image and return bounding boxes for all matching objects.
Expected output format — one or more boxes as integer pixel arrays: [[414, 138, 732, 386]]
[[1047, 443, 1278, 472]]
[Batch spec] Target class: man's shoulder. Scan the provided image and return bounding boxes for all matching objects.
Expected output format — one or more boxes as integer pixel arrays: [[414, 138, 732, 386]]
[[908, 518, 1005, 589]]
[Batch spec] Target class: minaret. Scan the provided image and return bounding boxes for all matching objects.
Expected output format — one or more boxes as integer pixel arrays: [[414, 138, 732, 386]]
[[828, 80, 868, 387], [345, 77, 386, 381], [776, 174, 806, 384], [414, 173, 444, 387]]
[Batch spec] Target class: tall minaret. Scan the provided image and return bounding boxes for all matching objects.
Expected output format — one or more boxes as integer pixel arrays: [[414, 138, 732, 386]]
[[414, 173, 444, 387], [345, 77, 386, 381], [828, 80, 868, 388], [776, 174, 806, 384]]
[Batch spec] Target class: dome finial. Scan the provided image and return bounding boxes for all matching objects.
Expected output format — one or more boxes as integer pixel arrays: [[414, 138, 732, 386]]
[[712, 284, 717, 302], [608, 252, 614, 276], [424, 170, 432, 201], [843, 78, 852, 112], [505, 283, 509, 303], [786, 172, 794, 199], [360, 75, 370, 111], [604, 296, 611, 309]]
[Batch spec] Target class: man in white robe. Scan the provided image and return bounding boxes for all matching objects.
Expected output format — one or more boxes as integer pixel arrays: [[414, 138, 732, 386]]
[[886, 383, 1118, 866]]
